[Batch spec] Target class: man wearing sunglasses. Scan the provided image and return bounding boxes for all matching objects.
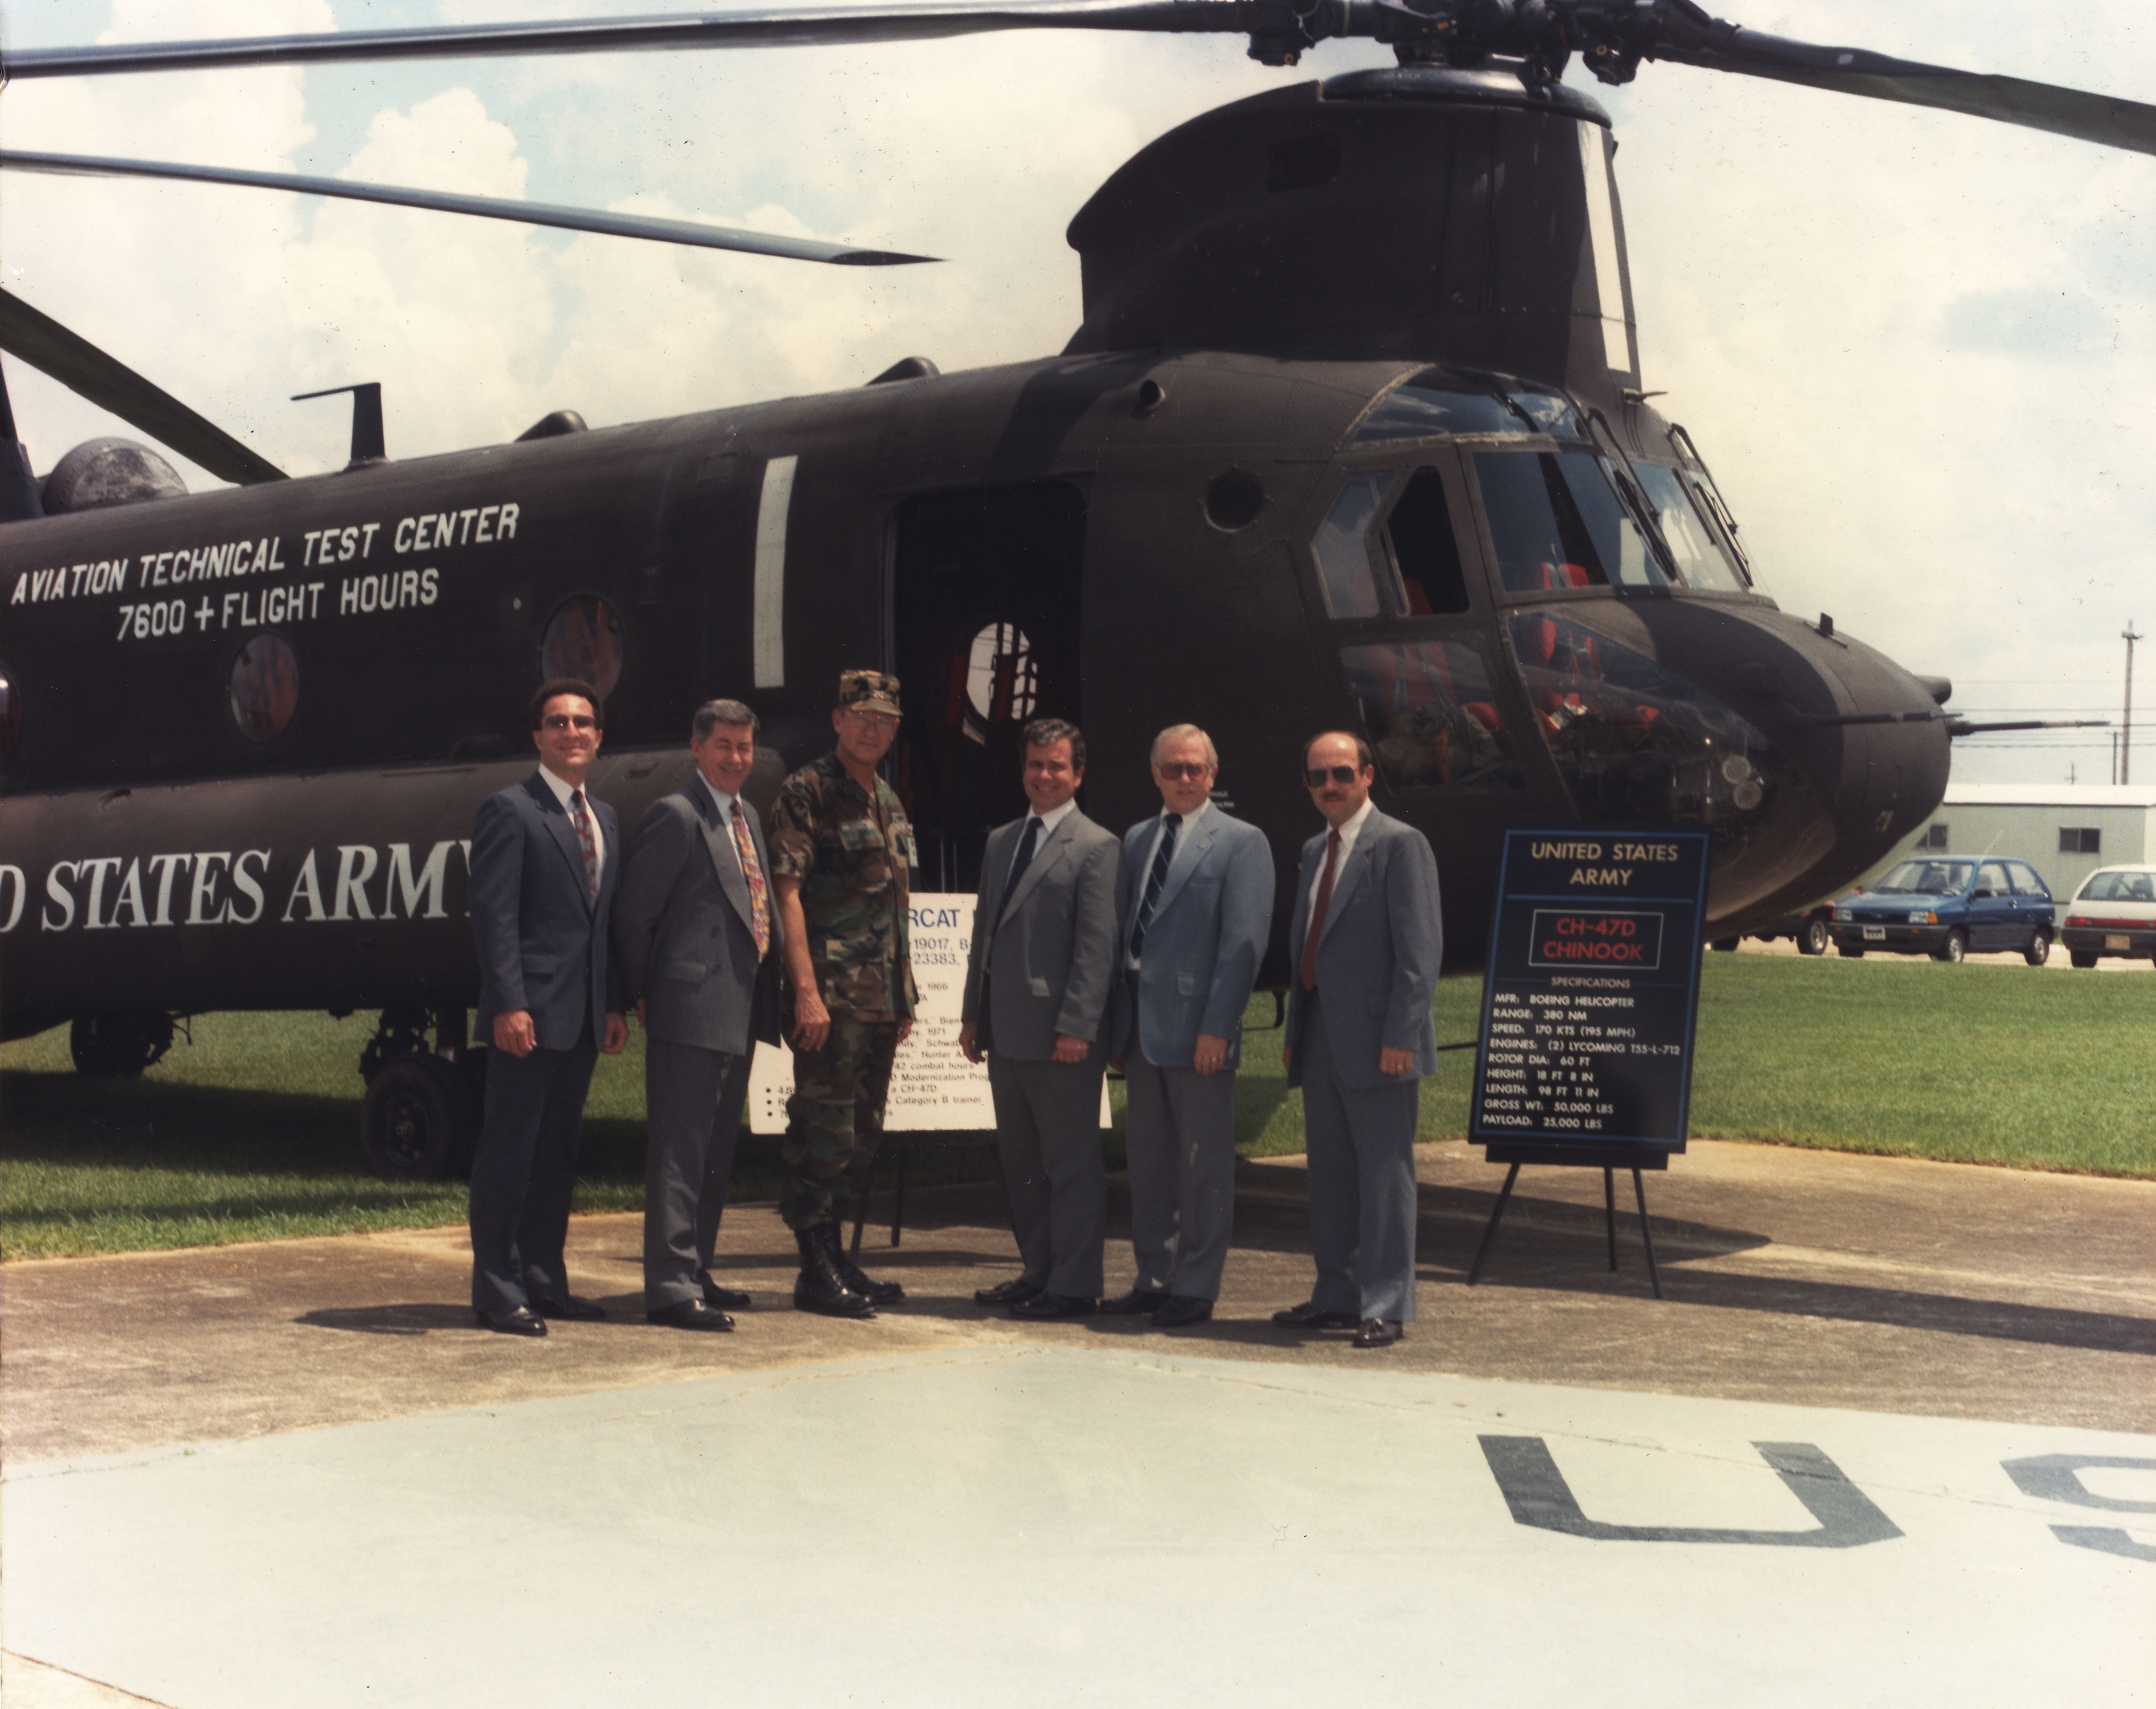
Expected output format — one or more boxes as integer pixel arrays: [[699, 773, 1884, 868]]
[[1274, 731, 1443, 1349], [1102, 725, 1274, 1328], [466, 678, 630, 1337]]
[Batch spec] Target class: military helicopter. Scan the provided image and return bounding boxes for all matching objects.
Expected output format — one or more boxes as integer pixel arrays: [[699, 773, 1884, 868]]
[[1, 2, 2146, 1174]]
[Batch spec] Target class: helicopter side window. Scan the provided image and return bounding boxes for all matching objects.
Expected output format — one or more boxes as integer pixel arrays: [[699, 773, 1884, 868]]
[[229, 633, 299, 743], [1382, 470, 1470, 616], [1634, 464, 1746, 592], [540, 594, 625, 703], [1311, 472, 1389, 617], [1340, 641, 1522, 791], [1476, 449, 1667, 592]]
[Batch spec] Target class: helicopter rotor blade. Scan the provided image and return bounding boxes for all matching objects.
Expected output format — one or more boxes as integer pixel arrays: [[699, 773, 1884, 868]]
[[1643, 13, 2156, 158], [0, 287, 287, 487], [0, 151, 937, 267], [0, 2, 1240, 78]]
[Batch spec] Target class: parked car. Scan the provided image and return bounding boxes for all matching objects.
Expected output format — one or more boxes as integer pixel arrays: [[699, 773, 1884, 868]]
[[2058, 864, 2156, 968], [1830, 855, 2056, 964], [1710, 903, 1834, 956]]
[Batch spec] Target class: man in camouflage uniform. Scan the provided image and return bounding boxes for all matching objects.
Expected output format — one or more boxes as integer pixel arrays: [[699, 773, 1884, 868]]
[[766, 669, 919, 1317]]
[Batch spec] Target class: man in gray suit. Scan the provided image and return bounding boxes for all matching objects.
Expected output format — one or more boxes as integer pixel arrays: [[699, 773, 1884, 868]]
[[1104, 725, 1274, 1329], [959, 718, 1124, 1320], [467, 678, 630, 1337], [613, 698, 784, 1332], [1274, 731, 1443, 1349]]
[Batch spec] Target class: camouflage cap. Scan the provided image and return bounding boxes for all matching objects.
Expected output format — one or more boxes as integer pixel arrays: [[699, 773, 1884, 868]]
[[837, 669, 903, 717]]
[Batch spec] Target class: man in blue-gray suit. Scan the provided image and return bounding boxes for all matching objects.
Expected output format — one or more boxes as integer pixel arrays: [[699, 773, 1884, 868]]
[[613, 697, 784, 1333], [1104, 725, 1274, 1329], [1274, 731, 1443, 1349], [467, 678, 630, 1337]]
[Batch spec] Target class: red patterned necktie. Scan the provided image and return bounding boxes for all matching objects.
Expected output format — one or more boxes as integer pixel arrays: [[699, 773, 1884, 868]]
[[569, 788, 599, 900], [1298, 829, 1341, 992], [731, 801, 771, 959]]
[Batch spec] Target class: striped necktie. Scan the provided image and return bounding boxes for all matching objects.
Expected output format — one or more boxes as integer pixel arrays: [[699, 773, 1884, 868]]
[[1129, 813, 1181, 961], [568, 788, 599, 900], [730, 801, 771, 959]]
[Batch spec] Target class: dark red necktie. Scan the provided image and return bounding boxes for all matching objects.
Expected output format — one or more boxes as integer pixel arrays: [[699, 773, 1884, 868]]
[[1298, 829, 1340, 992]]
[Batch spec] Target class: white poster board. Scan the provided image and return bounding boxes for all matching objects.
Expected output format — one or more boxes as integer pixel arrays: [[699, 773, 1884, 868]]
[[747, 891, 1111, 1135]]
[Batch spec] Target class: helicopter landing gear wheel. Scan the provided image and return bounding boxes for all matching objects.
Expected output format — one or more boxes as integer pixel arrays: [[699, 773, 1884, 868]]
[[1934, 928, 1968, 964], [1797, 916, 1830, 956], [2023, 928, 2052, 967], [69, 1011, 177, 1078], [1710, 936, 1740, 952], [360, 1053, 479, 1180]]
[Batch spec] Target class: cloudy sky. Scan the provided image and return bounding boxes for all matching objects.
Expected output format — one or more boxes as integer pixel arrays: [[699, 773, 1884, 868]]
[[3, 0, 2151, 786]]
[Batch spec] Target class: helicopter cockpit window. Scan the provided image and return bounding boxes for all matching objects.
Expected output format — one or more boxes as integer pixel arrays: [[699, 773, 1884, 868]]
[[1509, 611, 1789, 825], [1311, 472, 1389, 617], [1341, 641, 1522, 791], [229, 633, 299, 742], [541, 594, 625, 703], [1383, 471, 1470, 615], [1352, 373, 1583, 445], [1475, 449, 1669, 592], [1633, 464, 1747, 592]]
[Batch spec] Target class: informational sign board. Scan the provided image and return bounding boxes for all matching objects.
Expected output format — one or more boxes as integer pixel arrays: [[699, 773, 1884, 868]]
[[1468, 828, 1711, 1161], [748, 891, 1108, 1134]]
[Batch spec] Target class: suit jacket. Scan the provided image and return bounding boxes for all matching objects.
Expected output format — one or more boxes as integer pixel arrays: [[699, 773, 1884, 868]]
[[961, 807, 1124, 1062], [470, 769, 626, 1052], [1107, 808, 1275, 1071], [1284, 806, 1443, 1091], [612, 781, 785, 1055]]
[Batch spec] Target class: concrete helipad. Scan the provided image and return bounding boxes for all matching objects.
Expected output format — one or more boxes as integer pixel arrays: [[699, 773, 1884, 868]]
[[4, 1139, 2152, 1707]]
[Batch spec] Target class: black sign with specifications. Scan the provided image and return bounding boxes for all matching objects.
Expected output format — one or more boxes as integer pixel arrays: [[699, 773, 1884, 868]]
[[1470, 828, 1711, 1158]]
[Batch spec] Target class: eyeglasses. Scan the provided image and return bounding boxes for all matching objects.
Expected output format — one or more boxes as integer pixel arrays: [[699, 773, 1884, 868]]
[[542, 714, 597, 731], [1304, 764, 1361, 787], [1154, 762, 1212, 781], [842, 710, 899, 730]]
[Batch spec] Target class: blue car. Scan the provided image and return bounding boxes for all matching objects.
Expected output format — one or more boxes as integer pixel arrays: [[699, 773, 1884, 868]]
[[1830, 856, 2056, 965]]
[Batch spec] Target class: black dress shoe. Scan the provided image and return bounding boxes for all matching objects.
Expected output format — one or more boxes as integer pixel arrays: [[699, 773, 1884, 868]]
[[973, 1277, 1044, 1307], [1008, 1290, 1098, 1321], [1101, 1287, 1171, 1316], [1271, 1301, 1360, 1330], [530, 1293, 607, 1321], [1352, 1318, 1403, 1348], [647, 1298, 735, 1332], [698, 1273, 752, 1310], [1152, 1294, 1214, 1329], [475, 1305, 548, 1337]]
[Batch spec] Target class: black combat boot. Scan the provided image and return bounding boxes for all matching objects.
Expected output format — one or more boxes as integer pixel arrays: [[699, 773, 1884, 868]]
[[826, 1224, 905, 1305], [793, 1226, 876, 1319]]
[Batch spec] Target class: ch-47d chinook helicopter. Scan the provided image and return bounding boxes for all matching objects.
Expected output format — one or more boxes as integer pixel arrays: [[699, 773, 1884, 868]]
[[0, 2, 2146, 1174]]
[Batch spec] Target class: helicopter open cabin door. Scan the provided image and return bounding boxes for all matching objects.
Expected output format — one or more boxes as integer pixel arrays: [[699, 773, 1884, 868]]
[[889, 480, 1087, 893]]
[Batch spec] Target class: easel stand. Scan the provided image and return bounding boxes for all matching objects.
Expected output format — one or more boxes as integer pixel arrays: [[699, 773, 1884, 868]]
[[1466, 1144, 1672, 1298], [849, 1131, 1011, 1257]]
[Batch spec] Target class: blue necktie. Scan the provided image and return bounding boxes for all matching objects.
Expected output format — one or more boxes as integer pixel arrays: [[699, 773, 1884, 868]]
[[1129, 813, 1181, 961]]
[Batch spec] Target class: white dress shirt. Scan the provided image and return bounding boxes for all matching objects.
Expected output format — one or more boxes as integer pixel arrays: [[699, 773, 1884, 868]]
[[538, 762, 604, 890]]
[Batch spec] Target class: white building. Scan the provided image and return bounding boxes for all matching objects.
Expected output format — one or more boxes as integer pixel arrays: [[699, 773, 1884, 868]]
[[1906, 784, 2156, 900]]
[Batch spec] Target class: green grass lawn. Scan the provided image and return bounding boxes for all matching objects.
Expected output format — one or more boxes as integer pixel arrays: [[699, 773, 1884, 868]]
[[3, 955, 2149, 1258]]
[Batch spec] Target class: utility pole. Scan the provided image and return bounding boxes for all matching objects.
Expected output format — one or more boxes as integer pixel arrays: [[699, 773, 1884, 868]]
[[2125, 620, 2143, 786]]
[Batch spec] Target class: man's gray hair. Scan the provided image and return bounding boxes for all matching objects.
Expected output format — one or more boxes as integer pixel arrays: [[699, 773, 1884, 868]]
[[692, 698, 759, 740], [1150, 723, 1218, 769]]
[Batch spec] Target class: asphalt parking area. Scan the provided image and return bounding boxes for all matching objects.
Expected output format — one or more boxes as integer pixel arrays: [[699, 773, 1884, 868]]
[[4, 1139, 2152, 1708]]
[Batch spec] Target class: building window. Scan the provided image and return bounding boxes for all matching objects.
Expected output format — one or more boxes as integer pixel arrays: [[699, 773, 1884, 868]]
[[2059, 827, 2101, 854], [1916, 823, 1949, 850]]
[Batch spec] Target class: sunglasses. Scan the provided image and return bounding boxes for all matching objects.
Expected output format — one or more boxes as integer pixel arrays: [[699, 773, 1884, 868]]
[[542, 714, 597, 731], [1154, 762, 1212, 781], [1303, 764, 1362, 787]]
